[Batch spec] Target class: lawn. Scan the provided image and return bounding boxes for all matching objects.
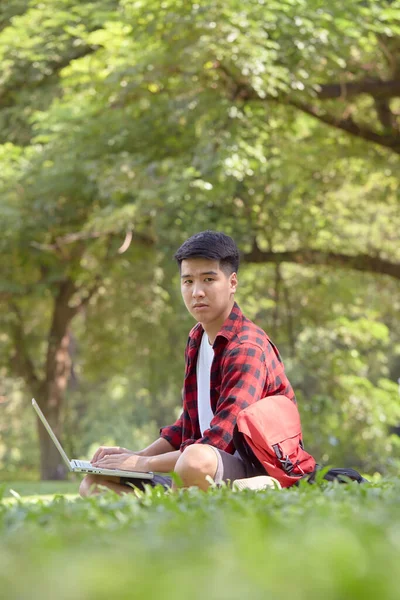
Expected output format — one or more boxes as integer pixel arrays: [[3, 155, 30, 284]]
[[1, 477, 399, 600], [2, 479, 79, 500]]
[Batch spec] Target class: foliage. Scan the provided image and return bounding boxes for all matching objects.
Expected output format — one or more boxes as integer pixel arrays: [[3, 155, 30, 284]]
[[0, 0, 400, 478], [0, 386, 38, 478], [1, 480, 400, 599]]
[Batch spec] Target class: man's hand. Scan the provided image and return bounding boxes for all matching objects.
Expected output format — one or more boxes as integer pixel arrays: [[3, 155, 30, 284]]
[[92, 451, 150, 473], [91, 446, 135, 464]]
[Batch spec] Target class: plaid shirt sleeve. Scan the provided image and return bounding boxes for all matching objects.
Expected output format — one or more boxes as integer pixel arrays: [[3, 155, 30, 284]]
[[159, 412, 183, 450], [181, 343, 267, 454]]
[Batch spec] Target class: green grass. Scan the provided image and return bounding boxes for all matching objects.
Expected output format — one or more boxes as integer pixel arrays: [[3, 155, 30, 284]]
[[2, 480, 78, 499], [1, 478, 400, 600]]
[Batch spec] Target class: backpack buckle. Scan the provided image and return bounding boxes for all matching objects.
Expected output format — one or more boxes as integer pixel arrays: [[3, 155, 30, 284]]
[[272, 444, 303, 476]]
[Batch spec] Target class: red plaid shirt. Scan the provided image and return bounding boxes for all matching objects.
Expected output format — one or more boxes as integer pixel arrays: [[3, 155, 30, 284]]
[[160, 303, 295, 454]]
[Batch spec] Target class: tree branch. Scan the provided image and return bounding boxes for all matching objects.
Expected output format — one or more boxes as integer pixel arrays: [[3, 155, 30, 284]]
[[244, 245, 400, 281], [374, 98, 398, 132], [287, 100, 400, 153], [30, 229, 155, 252], [69, 276, 102, 317], [217, 63, 400, 103], [0, 46, 97, 111], [217, 63, 400, 153], [314, 79, 400, 100]]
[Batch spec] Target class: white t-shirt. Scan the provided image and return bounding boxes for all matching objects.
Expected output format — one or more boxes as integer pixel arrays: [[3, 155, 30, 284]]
[[196, 332, 215, 436]]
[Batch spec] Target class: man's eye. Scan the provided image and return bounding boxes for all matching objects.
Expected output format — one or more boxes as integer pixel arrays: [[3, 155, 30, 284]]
[[183, 280, 192, 285], [205, 278, 214, 282]]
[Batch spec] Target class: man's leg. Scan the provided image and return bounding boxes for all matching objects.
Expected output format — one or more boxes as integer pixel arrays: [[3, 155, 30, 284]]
[[173, 444, 219, 491], [79, 447, 216, 495], [80, 445, 248, 495], [79, 473, 172, 497], [174, 444, 269, 491], [79, 474, 131, 497]]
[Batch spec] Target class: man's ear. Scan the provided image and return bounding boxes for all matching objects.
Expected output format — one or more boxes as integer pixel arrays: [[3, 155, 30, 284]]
[[230, 272, 238, 294]]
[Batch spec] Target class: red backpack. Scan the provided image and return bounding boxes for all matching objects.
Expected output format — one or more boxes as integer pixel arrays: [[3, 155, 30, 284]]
[[234, 395, 316, 488]]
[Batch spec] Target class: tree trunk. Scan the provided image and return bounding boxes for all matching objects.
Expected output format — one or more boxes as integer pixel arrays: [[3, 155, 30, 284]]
[[10, 276, 86, 480], [37, 280, 76, 480], [36, 327, 72, 480]]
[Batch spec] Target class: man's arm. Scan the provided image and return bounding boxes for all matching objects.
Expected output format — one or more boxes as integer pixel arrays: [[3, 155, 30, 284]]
[[90, 405, 184, 472], [91, 440, 180, 473], [138, 438, 181, 474], [90, 437, 179, 473], [147, 449, 180, 472], [137, 437, 176, 457], [91, 436, 174, 462], [159, 411, 184, 450]]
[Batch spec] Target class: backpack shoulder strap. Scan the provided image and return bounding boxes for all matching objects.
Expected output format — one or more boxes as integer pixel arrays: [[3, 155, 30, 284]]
[[232, 424, 266, 476]]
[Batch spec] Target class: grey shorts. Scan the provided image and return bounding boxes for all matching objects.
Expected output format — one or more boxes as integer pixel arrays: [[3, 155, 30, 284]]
[[120, 446, 263, 490]]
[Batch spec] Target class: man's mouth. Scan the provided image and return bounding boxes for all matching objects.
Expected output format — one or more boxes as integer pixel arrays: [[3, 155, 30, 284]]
[[193, 304, 208, 309]]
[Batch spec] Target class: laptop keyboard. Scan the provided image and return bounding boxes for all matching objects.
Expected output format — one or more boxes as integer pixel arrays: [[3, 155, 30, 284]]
[[72, 459, 93, 469]]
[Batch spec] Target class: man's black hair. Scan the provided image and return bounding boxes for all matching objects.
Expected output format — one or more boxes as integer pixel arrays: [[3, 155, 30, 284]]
[[174, 230, 240, 274]]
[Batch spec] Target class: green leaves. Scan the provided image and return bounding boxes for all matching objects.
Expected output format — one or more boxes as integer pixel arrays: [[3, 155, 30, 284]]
[[1, 0, 400, 479], [2, 480, 400, 599]]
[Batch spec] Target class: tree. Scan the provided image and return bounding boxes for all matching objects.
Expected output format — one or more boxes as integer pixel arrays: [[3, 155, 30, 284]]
[[0, 0, 399, 478]]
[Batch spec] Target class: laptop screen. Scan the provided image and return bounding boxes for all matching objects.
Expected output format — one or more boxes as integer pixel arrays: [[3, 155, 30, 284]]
[[32, 398, 72, 470]]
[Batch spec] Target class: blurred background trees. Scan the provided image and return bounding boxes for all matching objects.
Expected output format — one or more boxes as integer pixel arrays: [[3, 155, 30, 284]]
[[0, 0, 399, 479]]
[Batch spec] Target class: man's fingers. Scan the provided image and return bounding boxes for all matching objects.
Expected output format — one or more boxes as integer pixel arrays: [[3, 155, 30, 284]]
[[91, 447, 108, 462], [92, 453, 147, 473], [94, 453, 126, 464], [91, 446, 123, 463], [93, 453, 133, 469]]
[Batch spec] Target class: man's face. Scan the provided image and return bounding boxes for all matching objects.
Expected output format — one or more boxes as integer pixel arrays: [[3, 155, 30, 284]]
[[180, 258, 237, 326]]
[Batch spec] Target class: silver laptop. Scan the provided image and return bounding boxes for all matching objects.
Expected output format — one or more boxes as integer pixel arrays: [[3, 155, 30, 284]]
[[32, 398, 154, 480]]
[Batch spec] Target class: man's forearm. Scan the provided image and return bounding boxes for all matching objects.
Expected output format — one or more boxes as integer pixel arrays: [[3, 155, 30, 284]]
[[91, 445, 180, 474], [134, 437, 181, 473], [147, 450, 181, 473], [138, 437, 176, 457]]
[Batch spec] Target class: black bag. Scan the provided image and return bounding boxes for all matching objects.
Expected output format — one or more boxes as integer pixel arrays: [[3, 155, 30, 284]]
[[305, 466, 369, 484]]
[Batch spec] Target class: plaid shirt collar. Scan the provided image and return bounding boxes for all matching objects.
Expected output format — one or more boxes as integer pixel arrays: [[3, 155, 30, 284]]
[[188, 302, 243, 350]]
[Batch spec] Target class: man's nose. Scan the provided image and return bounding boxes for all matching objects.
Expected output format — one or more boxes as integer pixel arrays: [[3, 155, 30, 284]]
[[192, 283, 205, 298]]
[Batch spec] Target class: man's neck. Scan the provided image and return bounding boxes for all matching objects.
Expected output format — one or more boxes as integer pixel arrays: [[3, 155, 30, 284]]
[[202, 301, 235, 345]]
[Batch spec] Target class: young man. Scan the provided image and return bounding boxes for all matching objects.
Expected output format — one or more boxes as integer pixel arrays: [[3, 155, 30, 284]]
[[79, 231, 295, 496]]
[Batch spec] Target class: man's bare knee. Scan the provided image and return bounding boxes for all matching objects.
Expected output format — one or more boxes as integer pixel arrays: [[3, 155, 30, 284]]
[[174, 444, 218, 490]]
